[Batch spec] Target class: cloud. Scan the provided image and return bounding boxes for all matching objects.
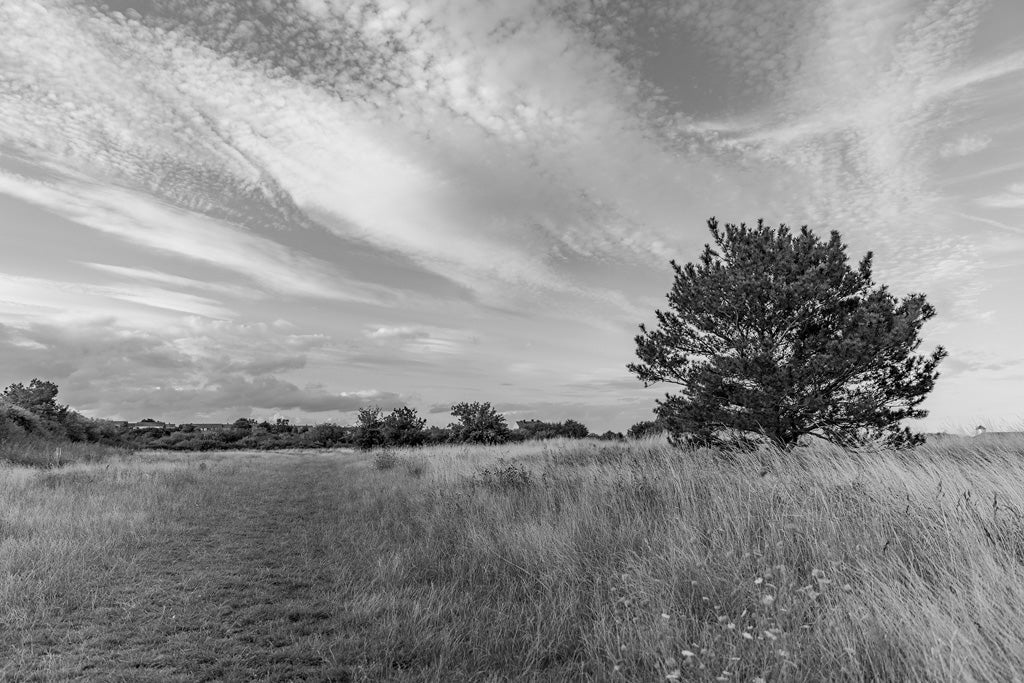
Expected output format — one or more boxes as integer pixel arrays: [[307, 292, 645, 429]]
[[1, 0, 1021, 431], [977, 182, 1024, 209], [136, 376, 405, 414], [939, 134, 992, 158], [366, 326, 429, 341], [0, 318, 404, 420], [0, 168, 394, 304], [362, 324, 477, 356], [0, 0, 716, 309], [80, 263, 256, 300], [941, 353, 1024, 377], [0, 272, 233, 321], [222, 355, 308, 376]]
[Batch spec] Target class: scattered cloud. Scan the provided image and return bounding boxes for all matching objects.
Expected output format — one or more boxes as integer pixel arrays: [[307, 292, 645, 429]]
[[939, 134, 992, 158]]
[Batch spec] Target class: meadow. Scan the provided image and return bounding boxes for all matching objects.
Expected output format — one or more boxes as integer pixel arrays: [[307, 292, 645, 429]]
[[2, 437, 1024, 681]]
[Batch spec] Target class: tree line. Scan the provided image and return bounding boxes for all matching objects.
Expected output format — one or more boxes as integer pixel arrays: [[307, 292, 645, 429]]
[[0, 384, 635, 455]]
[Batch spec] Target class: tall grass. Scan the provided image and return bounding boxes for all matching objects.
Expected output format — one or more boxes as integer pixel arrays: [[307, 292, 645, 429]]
[[348, 436, 1024, 681], [5, 439, 1024, 680], [0, 434, 131, 468], [0, 453, 224, 652]]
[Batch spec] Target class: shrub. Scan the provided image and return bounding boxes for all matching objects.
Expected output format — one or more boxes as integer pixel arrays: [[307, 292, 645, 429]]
[[475, 461, 533, 492], [373, 449, 400, 471]]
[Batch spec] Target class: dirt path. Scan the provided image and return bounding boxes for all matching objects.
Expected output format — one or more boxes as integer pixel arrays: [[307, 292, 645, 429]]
[[9, 453, 365, 682]]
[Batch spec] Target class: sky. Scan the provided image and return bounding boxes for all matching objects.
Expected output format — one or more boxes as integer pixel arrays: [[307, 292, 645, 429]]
[[1, 0, 1023, 434]]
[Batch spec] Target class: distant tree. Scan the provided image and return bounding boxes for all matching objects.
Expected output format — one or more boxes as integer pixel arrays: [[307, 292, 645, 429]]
[[449, 402, 510, 444], [354, 406, 386, 449], [561, 419, 589, 439], [514, 419, 589, 440], [422, 425, 451, 445], [2, 379, 66, 422], [232, 418, 257, 430], [307, 422, 349, 448], [627, 419, 665, 439], [629, 218, 947, 450], [382, 406, 427, 447], [598, 430, 625, 441]]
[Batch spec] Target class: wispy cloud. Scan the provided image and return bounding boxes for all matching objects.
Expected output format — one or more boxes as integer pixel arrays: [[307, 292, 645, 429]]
[[0, 168, 392, 304], [940, 134, 992, 158], [977, 182, 1024, 209], [0, 272, 233, 320]]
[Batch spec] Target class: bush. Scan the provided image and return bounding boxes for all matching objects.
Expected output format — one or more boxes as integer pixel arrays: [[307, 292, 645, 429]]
[[627, 419, 664, 439], [306, 423, 351, 448], [475, 461, 533, 492], [373, 449, 400, 470], [403, 456, 429, 478]]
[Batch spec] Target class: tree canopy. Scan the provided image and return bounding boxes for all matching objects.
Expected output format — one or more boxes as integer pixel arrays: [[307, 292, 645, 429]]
[[449, 402, 510, 444], [628, 218, 947, 450], [2, 379, 66, 422]]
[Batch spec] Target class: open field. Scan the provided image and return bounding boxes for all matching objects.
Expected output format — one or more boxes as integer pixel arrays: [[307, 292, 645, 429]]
[[3, 438, 1024, 681]]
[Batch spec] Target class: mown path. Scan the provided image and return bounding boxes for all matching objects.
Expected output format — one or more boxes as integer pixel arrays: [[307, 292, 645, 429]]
[[9, 453, 367, 682]]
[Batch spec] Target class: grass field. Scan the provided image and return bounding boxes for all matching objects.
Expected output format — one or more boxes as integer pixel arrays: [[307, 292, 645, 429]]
[[3, 438, 1024, 681]]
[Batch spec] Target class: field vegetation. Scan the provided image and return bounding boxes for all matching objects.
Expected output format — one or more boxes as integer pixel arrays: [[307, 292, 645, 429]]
[[3, 437, 1024, 680], [348, 436, 1024, 681]]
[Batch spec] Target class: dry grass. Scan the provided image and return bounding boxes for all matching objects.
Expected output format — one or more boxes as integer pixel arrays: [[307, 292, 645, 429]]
[[4, 439, 1024, 681], [349, 436, 1024, 681], [0, 436, 131, 468], [0, 450, 356, 681]]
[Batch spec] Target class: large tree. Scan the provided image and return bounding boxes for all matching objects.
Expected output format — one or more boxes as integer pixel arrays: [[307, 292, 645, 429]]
[[628, 218, 947, 450]]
